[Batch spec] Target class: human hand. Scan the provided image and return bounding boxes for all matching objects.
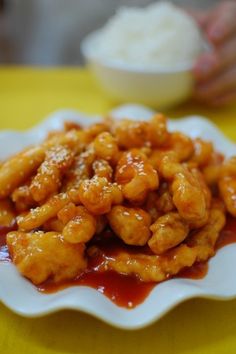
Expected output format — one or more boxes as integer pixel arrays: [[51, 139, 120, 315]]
[[192, 1, 236, 106]]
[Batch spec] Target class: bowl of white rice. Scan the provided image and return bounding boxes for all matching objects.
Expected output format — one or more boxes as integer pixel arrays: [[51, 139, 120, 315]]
[[81, 2, 207, 108]]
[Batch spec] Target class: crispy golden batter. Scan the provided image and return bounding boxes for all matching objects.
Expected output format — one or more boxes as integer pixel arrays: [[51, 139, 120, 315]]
[[186, 201, 226, 261], [84, 122, 110, 140], [78, 176, 123, 215], [93, 132, 119, 163], [12, 184, 35, 212], [149, 212, 189, 254], [196, 150, 224, 188], [218, 157, 236, 216], [92, 202, 225, 282], [17, 193, 70, 231], [0, 199, 15, 227], [159, 154, 208, 226], [7, 231, 86, 285], [64, 145, 95, 203], [115, 150, 159, 203], [30, 145, 74, 202], [163, 132, 194, 162], [1, 114, 233, 286], [92, 244, 198, 282], [108, 205, 151, 246], [62, 206, 97, 244], [113, 114, 168, 149], [92, 159, 113, 181], [156, 183, 175, 214], [44, 129, 88, 153], [191, 138, 213, 167], [0, 146, 45, 199]]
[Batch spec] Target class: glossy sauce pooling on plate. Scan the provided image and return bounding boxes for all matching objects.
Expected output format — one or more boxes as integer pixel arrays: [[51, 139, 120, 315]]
[[1, 217, 236, 308], [40, 216, 236, 309]]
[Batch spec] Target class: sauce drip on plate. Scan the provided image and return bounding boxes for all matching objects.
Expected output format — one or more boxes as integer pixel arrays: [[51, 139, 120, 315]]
[[1, 217, 236, 308]]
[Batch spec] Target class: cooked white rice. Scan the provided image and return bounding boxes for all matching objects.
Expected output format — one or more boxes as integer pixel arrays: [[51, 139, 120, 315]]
[[92, 2, 204, 68]]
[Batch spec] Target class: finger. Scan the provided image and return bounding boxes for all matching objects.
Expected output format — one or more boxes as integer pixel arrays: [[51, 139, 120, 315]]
[[218, 36, 236, 70], [194, 65, 236, 101], [210, 90, 236, 107], [206, 1, 236, 43], [193, 52, 219, 81], [193, 36, 236, 82], [186, 9, 212, 29]]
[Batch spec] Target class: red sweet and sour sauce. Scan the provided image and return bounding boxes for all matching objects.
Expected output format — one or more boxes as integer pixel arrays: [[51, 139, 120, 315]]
[[1, 216, 236, 309]]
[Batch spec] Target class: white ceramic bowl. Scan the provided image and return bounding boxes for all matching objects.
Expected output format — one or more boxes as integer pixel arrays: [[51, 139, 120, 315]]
[[81, 30, 196, 109], [1, 104, 236, 330]]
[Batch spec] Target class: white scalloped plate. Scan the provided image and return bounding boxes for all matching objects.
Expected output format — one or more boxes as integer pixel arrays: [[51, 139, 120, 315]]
[[1, 104, 236, 330]]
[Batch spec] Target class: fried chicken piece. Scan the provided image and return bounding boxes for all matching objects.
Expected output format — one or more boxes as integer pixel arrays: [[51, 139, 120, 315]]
[[43, 129, 88, 153], [172, 171, 208, 225], [115, 150, 159, 204], [0, 146, 45, 199], [64, 145, 95, 203], [149, 212, 189, 254], [12, 184, 35, 212], [7, 231, 87, 285], [144, 192, 161, 222], [84, 122, 110, 141], [202, 152, 224, 186], [218, 156, 236, 217], [144, 186, 174, 223], [30, 145, 74, 202], [159, 154, 209, 226], [163, 132, 194, 162], [156, 183, 175, 214], [92, 159, 113, 181], [62, 206, 97, 244], [92, 202, 225, 282], [93, 132, 119, 163], [17, 193, 70, 231], [43, 218, 64, 233], [186, 200, 226, 261], [190, 138, 214, 167], [63, 121, 81, 131], [113, 114, 168, 149], [78, 176, 123, 215], [92, 244, 197, 282], [0, 199, 15, 227], [108, 206, 151, 246]]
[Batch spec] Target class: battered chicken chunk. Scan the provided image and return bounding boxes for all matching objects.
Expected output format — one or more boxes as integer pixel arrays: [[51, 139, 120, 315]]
[[113, 114, 168, 149], [159, 154, 209, 226], [218, 157, 236, 217], [7, 231, 87, 285], [108, 205, 151, 246], [61, 206, 97, 244], [115, 150, 159, 204], [78, 176, 123, 215], [92, 244, 198, 282], [90, 202, 225, 283], [186, 200, 226, 261], [0, 114, 232, 292], [0, 199, 15, 227], [30, 145, 74, 202], [148, 212, 189, 254]]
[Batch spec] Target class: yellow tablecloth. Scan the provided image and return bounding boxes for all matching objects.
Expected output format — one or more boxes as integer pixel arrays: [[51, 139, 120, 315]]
[[1, 67, 236, 354]]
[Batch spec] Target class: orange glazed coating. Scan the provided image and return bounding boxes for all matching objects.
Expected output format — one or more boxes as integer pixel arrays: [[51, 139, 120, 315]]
[[0, 113, 234, 286]]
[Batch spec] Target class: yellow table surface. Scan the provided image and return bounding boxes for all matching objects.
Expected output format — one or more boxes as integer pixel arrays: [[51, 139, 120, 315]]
[[1, 66, 236, 354]]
